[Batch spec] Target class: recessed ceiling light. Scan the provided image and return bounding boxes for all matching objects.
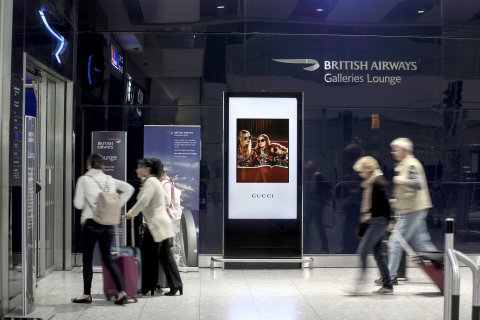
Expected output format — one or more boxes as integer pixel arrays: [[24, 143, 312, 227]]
[[217, 5, 225, 9], [418, 10, 425, 14], [316, 8, 324, 12]]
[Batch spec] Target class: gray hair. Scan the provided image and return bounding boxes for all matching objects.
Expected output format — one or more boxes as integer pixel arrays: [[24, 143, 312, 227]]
[[390, 137, 413, 152]]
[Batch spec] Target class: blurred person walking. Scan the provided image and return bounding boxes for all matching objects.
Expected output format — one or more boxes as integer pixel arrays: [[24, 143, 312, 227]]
[[376, 138, 438, 285], [353, 156, 393, 295], [72, 154, 134, 305]]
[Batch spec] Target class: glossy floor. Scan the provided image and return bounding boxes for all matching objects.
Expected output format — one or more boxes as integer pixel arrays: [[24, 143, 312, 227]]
[[34, 267, 471, 320]]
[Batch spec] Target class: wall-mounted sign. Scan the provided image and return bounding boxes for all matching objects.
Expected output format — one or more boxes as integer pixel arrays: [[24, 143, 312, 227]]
[[273, 58, 418, 86], [10, 76, 23, 186]]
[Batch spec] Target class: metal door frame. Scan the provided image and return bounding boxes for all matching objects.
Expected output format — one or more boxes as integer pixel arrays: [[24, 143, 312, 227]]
[[25, 54, 73, 277]]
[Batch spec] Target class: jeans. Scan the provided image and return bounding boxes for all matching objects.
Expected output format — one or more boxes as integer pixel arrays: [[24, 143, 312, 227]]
[[356, 217, 392, 289], [388, 210, 437, 279], [82, 219, 123, 295]]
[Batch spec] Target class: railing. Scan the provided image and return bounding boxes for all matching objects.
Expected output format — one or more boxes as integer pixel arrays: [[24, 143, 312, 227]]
[[444, 218, 480, 320]]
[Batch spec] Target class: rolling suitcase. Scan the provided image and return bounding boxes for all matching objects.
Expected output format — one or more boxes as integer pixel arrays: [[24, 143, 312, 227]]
[[112, 220, 142, 292], [391, 230, 444, 291], [103, 253, 138, 302], [103, 222, 140, 302]]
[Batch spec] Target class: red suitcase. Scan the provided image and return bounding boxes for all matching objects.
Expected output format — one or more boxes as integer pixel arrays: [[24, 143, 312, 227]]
[[414, 252, 444, 292], [103, 253, 138, 302], [392, 230, 444, 292]]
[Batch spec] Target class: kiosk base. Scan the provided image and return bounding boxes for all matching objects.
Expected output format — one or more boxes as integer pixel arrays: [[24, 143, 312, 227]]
[[210, 257, 314, 269]]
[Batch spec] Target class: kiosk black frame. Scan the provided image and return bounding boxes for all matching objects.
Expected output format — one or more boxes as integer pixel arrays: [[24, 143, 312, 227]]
[[223, 92, 303, 260]]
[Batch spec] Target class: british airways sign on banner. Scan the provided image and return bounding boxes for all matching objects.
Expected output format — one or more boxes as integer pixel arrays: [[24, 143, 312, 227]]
[[273, 59, 418, 86]]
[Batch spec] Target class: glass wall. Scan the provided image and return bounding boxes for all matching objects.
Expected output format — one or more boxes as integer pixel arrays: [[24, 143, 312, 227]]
[[75, 0, 480, 256]]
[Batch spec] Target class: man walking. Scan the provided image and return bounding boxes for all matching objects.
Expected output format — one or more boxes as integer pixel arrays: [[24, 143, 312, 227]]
[[376, 137, 437, 285]]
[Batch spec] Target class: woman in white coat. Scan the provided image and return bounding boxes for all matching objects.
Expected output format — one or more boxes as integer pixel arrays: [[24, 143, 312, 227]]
[[125, 158, 183, 296], [72, 154, 134, 305]]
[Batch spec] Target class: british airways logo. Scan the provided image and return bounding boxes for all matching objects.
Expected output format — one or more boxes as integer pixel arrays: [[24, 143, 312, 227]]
[[272, 59, 320, 71], [273, 59, 418, 85]]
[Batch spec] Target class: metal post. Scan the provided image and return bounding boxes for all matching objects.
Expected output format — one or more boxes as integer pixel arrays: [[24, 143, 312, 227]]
[[444, 218, 455, 320], [447, 249, 460, 320], [453, 249, 480, 320], [473, 270, 480, 320]]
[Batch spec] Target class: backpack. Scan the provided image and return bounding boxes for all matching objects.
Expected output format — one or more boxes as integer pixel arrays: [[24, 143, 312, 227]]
[[161, 180, 183, 220], [86, 175, 122, 225]]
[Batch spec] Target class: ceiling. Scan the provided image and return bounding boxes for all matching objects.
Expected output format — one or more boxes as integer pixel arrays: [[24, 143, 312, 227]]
[[79, 0, 480, 105]]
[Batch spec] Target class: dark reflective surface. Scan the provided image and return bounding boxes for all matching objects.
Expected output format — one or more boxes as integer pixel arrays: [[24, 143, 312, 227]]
[[12, 0, 75, 78], [71, 0, 480, 255], [74, 105, 480, 254]]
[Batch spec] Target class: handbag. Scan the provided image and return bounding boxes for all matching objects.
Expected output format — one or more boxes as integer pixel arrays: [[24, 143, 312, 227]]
[[357, 212, 371, 238], [357, 221, 369, 238]]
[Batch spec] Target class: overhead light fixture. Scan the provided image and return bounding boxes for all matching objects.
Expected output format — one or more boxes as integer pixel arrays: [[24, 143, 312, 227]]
[[217, 5, 225, 9], [316, 8, 324, 12], [39, 9, 67, 64], [417, 10, 425, 14]]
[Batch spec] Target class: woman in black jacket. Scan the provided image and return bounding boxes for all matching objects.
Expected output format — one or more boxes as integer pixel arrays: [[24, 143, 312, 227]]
[[353, 156, 394, 295]]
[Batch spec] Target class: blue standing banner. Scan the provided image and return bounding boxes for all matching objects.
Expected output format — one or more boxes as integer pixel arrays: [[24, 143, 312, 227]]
[[144, 125, 201, 267]]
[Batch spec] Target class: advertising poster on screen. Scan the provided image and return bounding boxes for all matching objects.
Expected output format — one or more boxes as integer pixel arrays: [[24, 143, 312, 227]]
[[228, 96, 298, 220], [236, 118, 289, 183]]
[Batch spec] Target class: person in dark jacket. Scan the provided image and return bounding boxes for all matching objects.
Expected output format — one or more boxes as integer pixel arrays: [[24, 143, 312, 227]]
[[353, 156, 393, 295]]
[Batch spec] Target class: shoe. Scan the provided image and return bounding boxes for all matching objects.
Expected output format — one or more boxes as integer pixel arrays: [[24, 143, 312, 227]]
[[373, 287, 394, 295], [351, 280, 367, 294], [71, 296, 92, 304], [374, 277, 398, 286], [141, 289, 155, 296], [114, 294, 127, 305], [164, 286, 183, 296]]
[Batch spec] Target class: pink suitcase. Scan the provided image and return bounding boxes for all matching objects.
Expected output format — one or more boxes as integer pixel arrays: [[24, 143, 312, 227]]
[[103, 253, 138, 302]]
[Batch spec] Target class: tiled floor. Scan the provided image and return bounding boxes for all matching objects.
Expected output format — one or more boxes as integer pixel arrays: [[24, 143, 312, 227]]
[[33, 266, 472, 320]]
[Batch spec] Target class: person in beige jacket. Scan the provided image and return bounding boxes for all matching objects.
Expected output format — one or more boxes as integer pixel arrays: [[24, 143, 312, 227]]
[[125, 158, 183, 296], [375, 138, 437, 286]]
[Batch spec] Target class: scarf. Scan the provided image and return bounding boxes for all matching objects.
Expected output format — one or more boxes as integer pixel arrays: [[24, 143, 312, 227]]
[[359, 169, 383, 222]]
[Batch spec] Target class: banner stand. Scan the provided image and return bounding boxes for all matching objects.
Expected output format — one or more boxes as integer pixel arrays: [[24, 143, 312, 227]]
[[91, 131, 127, 271]]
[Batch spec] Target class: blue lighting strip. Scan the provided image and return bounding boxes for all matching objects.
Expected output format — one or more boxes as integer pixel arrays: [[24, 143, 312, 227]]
[[87, 54, 102, 85], [39, 9, 67, 64], [88, 55, 93, 85]]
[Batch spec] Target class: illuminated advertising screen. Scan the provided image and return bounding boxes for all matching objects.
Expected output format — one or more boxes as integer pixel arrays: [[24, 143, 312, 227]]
[[110, 45, 124, 73], [226, 94, 301, 220]]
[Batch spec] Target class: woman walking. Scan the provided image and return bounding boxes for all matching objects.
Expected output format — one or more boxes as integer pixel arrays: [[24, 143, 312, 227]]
[[353, 156, 394, 295], [72, 154, 134, 304]]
